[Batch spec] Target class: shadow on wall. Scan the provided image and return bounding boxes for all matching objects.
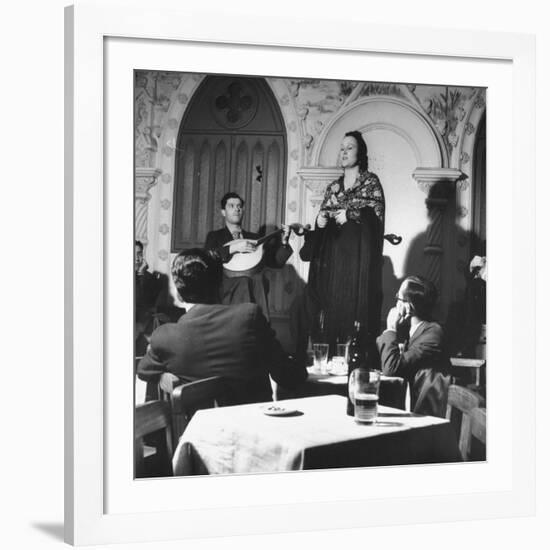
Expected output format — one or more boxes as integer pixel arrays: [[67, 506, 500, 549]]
[[258, 222, 309, 332], [399, 181, 485, 357], [401, 180, 455, 282], [286, 226, 485, 362], [444, 229, 485, 357], [402, 224, 484, 353], [380, 179, 486, 356], [268, 262, 306, 352], [380, 255, 401, 332]]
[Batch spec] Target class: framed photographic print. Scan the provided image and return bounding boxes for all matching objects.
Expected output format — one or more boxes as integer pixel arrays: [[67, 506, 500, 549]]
[[65, 0, 535, 545]]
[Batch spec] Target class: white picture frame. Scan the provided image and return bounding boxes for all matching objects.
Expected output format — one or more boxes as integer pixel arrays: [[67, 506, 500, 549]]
[[65, 0, 535, 545]]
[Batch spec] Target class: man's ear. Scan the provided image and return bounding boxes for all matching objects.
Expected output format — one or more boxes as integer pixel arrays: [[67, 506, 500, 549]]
[[221, 209, 226, 219]]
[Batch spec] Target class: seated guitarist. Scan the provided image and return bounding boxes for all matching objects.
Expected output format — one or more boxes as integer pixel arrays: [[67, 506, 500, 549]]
[[205, 192, 292, 321]]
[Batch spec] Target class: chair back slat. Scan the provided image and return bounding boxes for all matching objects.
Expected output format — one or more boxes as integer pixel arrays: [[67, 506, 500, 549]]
[[445, 384, 484, 461], [135, 400, 173, 477], [170, 376, 227, 439], [446, 384, 483, 415], [470, 407, 487, 445], [135, 400, 172, 439], [468, 406, 487, 460], [172, 376, 226, 414]]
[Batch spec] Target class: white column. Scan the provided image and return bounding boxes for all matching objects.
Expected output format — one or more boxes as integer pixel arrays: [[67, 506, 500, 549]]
[[297, 166, 343, 208], [135, 167, 162, 246], [294, 167, 342, 281]]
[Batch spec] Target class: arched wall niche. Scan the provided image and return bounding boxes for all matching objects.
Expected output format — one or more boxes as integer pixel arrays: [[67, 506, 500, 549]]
[[148, 75, 304, 277], [171, 75, 287, 251], [147, 75, 304, 330], [301, 96, 458, 320], [313, 97, 447, 169]]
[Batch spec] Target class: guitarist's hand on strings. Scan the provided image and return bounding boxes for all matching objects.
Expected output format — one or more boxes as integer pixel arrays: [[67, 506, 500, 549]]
[[229, 239, 257, 255]]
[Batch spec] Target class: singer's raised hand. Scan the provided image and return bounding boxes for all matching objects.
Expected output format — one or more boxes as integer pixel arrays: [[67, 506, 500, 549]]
[[316, 210, 329, 228]]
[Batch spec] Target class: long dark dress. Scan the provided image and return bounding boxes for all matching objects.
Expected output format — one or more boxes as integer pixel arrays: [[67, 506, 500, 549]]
[[299, 171, 385, 354]]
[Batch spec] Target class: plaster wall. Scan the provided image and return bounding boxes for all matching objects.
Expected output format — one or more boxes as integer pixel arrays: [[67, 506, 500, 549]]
[[134, 71, 486, 345]]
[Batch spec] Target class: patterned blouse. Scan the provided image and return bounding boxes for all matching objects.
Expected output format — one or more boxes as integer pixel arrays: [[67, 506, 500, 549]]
[[320, 171, 385, 223]]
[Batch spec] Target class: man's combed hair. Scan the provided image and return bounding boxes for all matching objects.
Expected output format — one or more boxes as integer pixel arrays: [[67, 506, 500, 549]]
[[171, 248, 222, 304], [402, 275, 438, 320], [221, 192, 244, 210]]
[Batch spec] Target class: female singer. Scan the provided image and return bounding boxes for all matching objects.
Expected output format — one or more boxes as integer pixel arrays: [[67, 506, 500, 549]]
[[299, 130, 385, 354]]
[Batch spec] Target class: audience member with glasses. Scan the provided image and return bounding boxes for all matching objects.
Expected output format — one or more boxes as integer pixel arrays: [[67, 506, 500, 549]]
[[377, 276, 451, 417]]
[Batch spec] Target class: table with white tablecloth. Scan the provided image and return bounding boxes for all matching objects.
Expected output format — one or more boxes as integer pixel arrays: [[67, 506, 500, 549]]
[[172, 395, 460, 476], [286, 368, 409, 410]]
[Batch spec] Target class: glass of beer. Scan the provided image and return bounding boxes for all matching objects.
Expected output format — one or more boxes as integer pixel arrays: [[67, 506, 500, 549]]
[[331, 342, 349, 375], [312, 343, 329, 374], [348, 369, 381, 423]]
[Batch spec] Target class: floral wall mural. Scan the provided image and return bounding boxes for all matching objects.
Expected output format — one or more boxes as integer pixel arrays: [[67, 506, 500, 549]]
[[134, 70, 485, 347]]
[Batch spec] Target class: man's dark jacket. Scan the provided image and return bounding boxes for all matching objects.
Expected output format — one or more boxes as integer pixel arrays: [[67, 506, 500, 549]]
[[377, 321, 451, 417], [138, 302, 307, 405]]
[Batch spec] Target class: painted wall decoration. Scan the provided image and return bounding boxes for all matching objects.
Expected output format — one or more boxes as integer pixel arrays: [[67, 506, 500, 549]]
[[135, 71, 197, 167], [134, 70, 486, 349]]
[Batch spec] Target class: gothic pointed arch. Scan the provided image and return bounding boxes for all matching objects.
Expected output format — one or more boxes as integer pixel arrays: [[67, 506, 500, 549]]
[[171, 75, 287, 251]]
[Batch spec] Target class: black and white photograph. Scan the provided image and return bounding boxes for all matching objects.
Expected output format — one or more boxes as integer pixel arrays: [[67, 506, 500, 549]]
[[4, 0, 545, 546], [134, 71, 487, 478]]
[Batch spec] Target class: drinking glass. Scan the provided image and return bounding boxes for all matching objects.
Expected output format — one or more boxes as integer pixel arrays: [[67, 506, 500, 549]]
[[331, 343, 349, 375], [348, 369, 381, 423], [312, 343, 329, 374]]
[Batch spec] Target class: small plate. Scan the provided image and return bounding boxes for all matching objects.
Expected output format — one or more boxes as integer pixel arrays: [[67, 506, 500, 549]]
[[261, 405, 299, 416]]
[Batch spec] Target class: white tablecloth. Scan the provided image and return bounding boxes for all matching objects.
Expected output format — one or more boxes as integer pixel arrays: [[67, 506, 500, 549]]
[[172, 395, 460, 475], [286, 368, 409, 410]]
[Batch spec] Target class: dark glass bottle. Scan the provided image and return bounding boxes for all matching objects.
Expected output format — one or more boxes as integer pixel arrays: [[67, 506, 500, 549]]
[[346, 321, 364, 416]]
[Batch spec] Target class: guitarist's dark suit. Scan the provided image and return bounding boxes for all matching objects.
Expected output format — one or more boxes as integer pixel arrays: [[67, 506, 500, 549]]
[[205, 227, 292, 266], [204, 226, 292, 320]]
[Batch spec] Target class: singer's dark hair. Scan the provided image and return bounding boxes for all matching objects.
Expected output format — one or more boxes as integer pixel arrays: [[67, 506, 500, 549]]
[[344, 130, 369, 172]]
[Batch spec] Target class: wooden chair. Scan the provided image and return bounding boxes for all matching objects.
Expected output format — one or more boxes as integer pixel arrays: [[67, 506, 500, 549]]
[[469, 407, 487, 461], [450, 357, 486, 387], [445, 384, 484, 461], [135, 400, 173, 478], [160, 375, 227, 446], [151, 374, 227, 446]]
